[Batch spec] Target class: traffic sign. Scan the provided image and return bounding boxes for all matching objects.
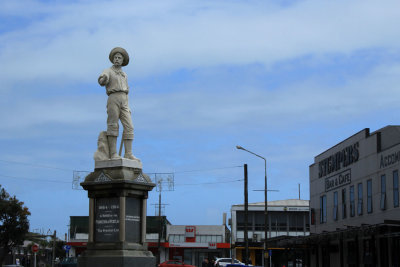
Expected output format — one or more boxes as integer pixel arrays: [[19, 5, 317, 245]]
[[32, 244, 39, 253], [63, 245, 71, 251]]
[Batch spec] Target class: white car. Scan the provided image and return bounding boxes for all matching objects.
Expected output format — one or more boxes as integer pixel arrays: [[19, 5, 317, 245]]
[[214, 258, 245, 266]]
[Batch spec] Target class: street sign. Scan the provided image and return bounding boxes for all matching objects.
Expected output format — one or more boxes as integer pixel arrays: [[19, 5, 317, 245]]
[[63, 245, 71, 251], [32, 244, 39, 253]]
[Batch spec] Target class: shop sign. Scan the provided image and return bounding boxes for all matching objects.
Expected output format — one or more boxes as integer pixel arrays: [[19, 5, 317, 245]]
[[185, 226, 196, 238], [319, 142, 359, 178], [208, 242, 217, 249], [380, 150, 400, 169], [170, 242, 209, 248], [325, 169, 351, 192]]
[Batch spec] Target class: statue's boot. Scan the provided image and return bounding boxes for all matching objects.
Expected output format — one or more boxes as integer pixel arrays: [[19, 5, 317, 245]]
[[107, 136, 122, 160], [124, 139, 139, 161]]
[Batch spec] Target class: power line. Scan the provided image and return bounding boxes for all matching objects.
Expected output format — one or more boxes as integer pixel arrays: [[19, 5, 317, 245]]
[[0, 174, 70, 184], [175, 178, 243, 186], [0, 159, 240, 175], [0, 159, 73, 172], [173, 165, 242, 173]]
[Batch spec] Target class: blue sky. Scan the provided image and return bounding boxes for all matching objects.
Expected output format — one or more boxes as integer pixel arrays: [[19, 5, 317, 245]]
[[1, 0, 400, 238]]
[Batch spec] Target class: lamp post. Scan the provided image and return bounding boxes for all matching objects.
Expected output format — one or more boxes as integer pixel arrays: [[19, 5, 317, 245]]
[[236, 145, 268, 267]]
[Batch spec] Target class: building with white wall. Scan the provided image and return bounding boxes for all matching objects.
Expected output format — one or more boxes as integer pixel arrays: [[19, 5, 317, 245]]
[[166, 224, 230, 266], [231, 199, 310, 266]]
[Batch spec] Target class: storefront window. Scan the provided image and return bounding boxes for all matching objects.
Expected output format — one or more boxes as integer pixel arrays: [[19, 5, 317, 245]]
[[184, 249, 192, 265]]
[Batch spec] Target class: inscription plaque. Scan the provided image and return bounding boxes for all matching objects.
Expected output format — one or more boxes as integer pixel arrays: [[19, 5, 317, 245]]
[[126, 197, 141, 243], [95, 197, 120, 242]]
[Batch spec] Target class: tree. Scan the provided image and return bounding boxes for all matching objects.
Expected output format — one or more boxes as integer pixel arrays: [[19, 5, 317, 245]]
[[0, 185, 30, 265]]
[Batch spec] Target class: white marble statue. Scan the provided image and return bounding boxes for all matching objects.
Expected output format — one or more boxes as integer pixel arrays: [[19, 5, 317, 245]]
[[94, 47, 138, 161]]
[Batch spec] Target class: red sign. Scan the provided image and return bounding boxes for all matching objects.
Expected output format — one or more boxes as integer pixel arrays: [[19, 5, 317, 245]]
[[185, 226, 196, 237], [185, 226, 196, 242], [32, 244, 39, 253], [208, 242, 217, 249]]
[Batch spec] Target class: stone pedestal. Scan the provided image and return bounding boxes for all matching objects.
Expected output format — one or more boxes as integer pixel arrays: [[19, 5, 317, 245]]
[[78, 159, 156, 267]]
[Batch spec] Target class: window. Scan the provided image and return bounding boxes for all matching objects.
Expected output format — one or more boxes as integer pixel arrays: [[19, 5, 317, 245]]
[[358, 183, 363, 215], [320, 195, 327, 223], [170, 234, 185, 243], [333, 191, 338, 221], [367, 179, 373, 213], [289, 213, 304, 232], [196, 235, 222, 243], [270, 212, 287, 232], [342, 188, 347, 219], [236, 211, 245, 230], [394, 170, 399, 208], [254, 212, 265, 230], [381, 174, 386, 210], [350, 185, 355, 217]]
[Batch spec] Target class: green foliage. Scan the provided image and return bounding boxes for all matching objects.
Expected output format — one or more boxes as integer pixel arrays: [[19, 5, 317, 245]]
[[0, 185, 30, 264]]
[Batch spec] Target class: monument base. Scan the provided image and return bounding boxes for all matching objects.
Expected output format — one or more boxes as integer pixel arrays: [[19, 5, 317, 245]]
[[78, 249, 155, 267], [79, 158, 156, 267]]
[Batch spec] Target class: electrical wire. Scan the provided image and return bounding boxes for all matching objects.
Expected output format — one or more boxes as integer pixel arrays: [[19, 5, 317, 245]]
[[0, 159, 241, 174], [0, 159, 243, 186], [0, 159, 72, 172], [175, 178, 243, 186], [173, 165, 242, 173], [0, 174, 70, 184]]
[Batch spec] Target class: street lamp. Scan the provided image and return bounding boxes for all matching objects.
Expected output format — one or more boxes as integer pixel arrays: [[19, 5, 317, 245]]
[[236, 145, 268, 267]]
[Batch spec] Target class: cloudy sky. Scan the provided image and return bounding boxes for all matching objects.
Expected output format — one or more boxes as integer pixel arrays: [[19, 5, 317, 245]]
[[1, 0, 400, 238]]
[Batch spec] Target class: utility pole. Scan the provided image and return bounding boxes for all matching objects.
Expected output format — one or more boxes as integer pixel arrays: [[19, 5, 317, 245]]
[[151, 173, 174, 265], [157, 179, 162, 265], [52, 230, 56, 267], [244, 164, 249, 266], [299, 183, 301, 199]]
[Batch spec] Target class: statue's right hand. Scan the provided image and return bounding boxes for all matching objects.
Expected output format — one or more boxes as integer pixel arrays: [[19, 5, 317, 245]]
[[98, 74, 108, 85]]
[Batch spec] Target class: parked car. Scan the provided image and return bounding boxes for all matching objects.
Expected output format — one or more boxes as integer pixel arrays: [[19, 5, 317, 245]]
[[59, 257, 77, 267], [158, 260, 196, 267], [214, 258, 245, 266]]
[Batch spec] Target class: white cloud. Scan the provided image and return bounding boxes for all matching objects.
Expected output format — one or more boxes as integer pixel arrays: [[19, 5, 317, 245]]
[[132, 59, 400, 133], [0, 0, 399, 86]]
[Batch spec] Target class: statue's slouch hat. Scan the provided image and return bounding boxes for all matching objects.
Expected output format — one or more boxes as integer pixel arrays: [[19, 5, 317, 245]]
[[109, 47, 129, 66]]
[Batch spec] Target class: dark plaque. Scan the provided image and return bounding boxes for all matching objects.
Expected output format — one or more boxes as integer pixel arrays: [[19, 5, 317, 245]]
[[125, 197, 141, 243], [95, 197, 120, 242]]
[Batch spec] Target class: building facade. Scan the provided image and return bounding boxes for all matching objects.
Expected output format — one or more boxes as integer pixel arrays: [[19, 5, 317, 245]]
[[166, 224, 230, 266], [231, 199, 310, 266], [308, 126, 400, 266]]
